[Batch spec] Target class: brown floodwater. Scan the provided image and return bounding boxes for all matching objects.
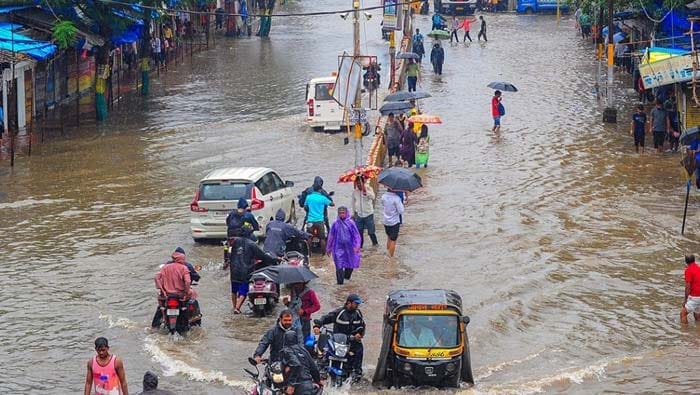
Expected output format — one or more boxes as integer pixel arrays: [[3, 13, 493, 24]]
[[2, 2, 700, 394]]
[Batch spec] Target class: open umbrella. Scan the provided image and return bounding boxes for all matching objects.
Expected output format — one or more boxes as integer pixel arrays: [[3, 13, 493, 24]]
[[396, 52, 420, 60], [384, 91, 431, 102], [681, 126, 700, 145], [251, 264, 318, 284], [338, 165, 383, 183], [378, 167, 423, 192], [379, 101, 413, 115], [427, 29, 450, 40], [408, 114, 441, 124], [487, 81, 518, 92]]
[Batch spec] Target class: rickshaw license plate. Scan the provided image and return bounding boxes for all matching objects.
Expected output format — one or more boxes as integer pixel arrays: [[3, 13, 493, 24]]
[[425, 367, 435, 376], [254, 298, 267, 305], [167, 309, 179, 316]]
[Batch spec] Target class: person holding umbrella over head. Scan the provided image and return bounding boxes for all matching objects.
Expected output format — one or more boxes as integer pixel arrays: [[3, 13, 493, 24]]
[[326, 206, 362, 285], [491, 90, 504, 132]]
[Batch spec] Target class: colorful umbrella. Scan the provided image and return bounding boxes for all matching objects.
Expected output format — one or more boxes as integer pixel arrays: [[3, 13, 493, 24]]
[[427, 29, 450, 39], [408, 114, 442, 124], [338, 165, 383, 183]]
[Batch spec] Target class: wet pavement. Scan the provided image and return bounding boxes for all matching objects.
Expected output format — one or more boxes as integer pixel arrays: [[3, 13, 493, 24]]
[[2, 1, 700, 394]]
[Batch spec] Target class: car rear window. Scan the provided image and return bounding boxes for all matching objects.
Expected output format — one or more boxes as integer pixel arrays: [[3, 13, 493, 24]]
[[198, 182, 251, 201], [315, 83, 335, 101]]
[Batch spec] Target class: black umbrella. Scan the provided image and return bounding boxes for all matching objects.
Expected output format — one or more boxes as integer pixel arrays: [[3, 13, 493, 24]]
[[251, 264, 318, 284], [378, 167, 423, 192], [379, 101, 413, 115], [384, 91, 432, 102], [681, 126, 700, 145], [487, 81, 518, 92], [396, 52, 420, 60]]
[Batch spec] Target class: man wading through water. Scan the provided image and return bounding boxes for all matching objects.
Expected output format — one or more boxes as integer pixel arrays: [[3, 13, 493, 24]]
[[84, 337, 129, 395]]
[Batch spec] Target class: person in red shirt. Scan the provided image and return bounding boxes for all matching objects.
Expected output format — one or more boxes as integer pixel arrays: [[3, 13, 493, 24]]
[[491, 90, 503, 132], [681, 254, 700, 324]]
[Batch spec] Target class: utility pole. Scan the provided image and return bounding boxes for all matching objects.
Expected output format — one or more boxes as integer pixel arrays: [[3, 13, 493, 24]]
[[352, 0, 362, 167], [389, 31, 396, 88], [603, 0, 617, 123]]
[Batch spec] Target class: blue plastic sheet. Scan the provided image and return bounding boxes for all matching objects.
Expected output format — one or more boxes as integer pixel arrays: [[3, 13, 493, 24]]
[[0, 27, 56, 61]]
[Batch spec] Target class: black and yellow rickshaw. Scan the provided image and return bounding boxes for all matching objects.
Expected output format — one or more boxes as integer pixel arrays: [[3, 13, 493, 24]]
[[372, 289, 474, 389]]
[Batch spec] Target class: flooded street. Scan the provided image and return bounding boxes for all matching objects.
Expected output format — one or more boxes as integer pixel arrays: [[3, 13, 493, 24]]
[[2, 1, 700, 393]]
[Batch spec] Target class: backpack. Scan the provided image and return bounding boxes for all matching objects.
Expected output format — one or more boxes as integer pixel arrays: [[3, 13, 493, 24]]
[[226, 211, 245, 236], [298, 188, 310, 209], [498, 103, 505, 116], [417, 137, 429, 154]]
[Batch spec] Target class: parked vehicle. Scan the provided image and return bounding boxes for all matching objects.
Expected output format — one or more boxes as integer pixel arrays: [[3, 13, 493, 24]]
[[306, 76, 348, 132], [434, 0, 477, 15], [160, 294, 202, 336], [190, 167, 296, 242], [248, 271, 280, 317], [372, 289, 474, 389], [516, 0, 569, 14]]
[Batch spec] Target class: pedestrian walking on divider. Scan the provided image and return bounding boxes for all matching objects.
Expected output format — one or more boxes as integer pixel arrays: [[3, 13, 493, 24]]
[[327, 206, 361, 285], [650, 99, 669, 154], [477, 15, 487, 42], [681, 254, 700, 324], [400, 123, 418, 167], [450, 16, 460, 43], [491, 90, 504, 132], [461, 16, 476, 43], [430, 43, 444, 75], [629, 104, 648, 154], [415, 125, 430, 168]]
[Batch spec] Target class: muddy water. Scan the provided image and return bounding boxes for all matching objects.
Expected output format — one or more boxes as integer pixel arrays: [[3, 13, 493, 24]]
[[2, 1, 700, 394]]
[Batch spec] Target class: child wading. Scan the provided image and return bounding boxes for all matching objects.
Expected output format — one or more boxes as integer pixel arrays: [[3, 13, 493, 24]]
[[415, 125, 430, 168]]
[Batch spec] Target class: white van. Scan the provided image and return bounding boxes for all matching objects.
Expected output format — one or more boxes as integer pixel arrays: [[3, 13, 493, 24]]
[[306, 76, 348, 132], [189, 167, 296, 241]]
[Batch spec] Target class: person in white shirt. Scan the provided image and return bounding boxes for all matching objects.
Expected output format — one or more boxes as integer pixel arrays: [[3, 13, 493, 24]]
[[352, 177, 378, 248], [381, 189, 404, 257]]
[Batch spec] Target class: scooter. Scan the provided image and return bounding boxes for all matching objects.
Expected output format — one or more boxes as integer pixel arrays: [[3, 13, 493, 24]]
[[285, 237, 310, 267], [305, 222, 326, 254], [159, 294, 202, 336], [363, 73, 380, 91], [309, 326, 362, 387], [248, 272, 279, 317]]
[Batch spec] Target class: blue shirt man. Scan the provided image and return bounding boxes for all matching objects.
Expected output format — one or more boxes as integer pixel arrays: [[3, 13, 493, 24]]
[[304, 192, 332, 224]]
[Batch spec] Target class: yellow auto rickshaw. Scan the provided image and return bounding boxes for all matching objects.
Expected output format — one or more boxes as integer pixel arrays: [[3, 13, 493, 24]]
[[372, 289, 473, 389]]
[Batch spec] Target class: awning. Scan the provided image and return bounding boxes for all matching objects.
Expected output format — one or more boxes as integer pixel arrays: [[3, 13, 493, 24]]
[[10, 6, 104, 47], [0, 27, 56, 61]]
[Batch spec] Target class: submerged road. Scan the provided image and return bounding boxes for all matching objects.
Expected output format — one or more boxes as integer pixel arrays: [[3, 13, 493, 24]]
[[1, 1, 699, 393]]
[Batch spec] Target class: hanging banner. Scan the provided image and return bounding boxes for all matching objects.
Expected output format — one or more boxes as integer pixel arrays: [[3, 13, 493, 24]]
[[333, 52, 362, 109], [382, 0, 402, 31], [639, 54, 695, 90]]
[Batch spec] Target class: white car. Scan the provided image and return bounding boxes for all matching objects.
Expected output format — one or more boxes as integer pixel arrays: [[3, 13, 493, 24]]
[[306, 75, 348, 132], [189, 167, 297, 242]]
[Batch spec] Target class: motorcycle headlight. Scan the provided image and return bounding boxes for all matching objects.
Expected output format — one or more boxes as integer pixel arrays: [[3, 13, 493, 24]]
[[335, 343, 349, 358], [272, 373, 285, 384]]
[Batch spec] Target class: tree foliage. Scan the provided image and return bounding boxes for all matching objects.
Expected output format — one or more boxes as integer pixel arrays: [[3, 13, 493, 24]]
[[52, 20, 78, 49]]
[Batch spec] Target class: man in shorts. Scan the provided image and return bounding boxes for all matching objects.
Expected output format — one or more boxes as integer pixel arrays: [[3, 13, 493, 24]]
[[629, 104, 648, 154], [649, 99, 668, 153], [681, 254, 700, 324], [385, 113, 402, 165], [223, 231, 279, 314], [382, 188, 404, 257], [491, 90, 502, 132]]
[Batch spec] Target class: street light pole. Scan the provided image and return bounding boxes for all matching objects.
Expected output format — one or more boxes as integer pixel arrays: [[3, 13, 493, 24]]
[[352, 0, 362, 167], [603, 0, 617, 123]]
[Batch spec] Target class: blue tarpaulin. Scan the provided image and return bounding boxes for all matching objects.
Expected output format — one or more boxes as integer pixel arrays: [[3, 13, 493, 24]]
[[0, 27, 56, 61], [0, 5, 32, 14]]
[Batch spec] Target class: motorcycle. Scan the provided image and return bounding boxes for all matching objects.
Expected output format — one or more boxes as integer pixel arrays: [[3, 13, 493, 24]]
[[244, 357, 324, 395], [159, 293, 202, 336], [309, 326, 362, 387], [363, 72, 380, 91], [248, 271, 279, 317], [285, 236, 310, 267], [305, 222, 326, 254]]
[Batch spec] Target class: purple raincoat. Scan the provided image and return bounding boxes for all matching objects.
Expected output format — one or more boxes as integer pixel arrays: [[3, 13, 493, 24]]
[[326, 215, 361, 270]]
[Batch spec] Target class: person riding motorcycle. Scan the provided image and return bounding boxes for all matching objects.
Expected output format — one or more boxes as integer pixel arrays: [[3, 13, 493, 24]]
[[152, 251, 198, 328], [363, 61, 381, 90], [226, 197, 260, 241], [299, 176, 334, 227], [279, 331, 322, 395], [303, 180, 334, 252], [151, 248, 201, 328], [254, 309, 304, 363], [431, 12, 447, 31], [313, 294, 366, 380], [263, 208, 310, 257], [224, 231, 279, 313]]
